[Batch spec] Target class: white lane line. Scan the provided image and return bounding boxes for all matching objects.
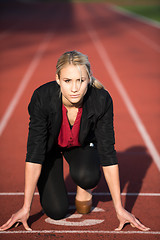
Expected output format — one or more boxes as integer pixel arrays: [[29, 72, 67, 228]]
[[108, 5, 160, 52], [110, 5, 160, 29], [130, 29, 160, 53], [0, 230, 159, 234], [0, 32, 53, 136], [0, 192, 160, 196], [93, 193, 160, 196], [86, 24, 160, 171]]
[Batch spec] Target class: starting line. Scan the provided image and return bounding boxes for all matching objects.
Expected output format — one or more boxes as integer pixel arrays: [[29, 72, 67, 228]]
[[0, 230, 159, 235], [0, 193, 159, 235], [0, 192, 160, 196]]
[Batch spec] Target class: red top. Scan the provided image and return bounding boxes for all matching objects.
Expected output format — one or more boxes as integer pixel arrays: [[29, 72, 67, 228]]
[[58, 104, 82, 148]]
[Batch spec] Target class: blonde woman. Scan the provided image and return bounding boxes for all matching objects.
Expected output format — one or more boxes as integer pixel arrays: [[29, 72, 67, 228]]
[[0, 51, 150, 231]]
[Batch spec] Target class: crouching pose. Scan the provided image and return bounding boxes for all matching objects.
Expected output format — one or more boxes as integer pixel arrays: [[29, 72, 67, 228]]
[[0, 50, 150, 231]]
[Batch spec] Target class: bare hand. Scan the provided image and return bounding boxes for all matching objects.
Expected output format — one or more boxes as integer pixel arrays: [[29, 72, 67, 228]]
[[0, 207, 32, 231], [115, 208, 150, 231]]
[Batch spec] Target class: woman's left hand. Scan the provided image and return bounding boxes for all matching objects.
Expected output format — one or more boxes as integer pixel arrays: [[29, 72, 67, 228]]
[[115, 207, 150, 231]]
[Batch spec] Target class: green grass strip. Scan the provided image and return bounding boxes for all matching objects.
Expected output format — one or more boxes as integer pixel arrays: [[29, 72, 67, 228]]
[[121, 5, 160, 22]]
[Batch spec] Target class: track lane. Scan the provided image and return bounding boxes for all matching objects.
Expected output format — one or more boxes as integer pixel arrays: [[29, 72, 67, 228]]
[[0, 2, 159, 239], [0, 195, 159, 237]]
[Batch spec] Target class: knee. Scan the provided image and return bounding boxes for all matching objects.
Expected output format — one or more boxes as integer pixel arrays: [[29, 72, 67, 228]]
[[71, 168, 101, 189], [41, 199, 69, 220]]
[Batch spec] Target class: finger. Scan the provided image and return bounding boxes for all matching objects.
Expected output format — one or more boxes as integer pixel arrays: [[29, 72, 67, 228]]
[[0, 223, 9, 230], [0, 217, 13, 229], [134, 217, 146, 228], [130, 223, 135, 228], [0, 218, 16, 231], [22, 221, 32, 231], [130, 217, 150, 231], [134, 218, 150, 231], [15, 222, 20, 228], [0, 216, 16, 230], [115, 221, 125, 231], [132, 222, 150, 231]]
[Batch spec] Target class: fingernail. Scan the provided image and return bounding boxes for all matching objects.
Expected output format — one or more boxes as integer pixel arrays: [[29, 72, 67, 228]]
[[143, 228, 150, 231], [27, 228, 32, 231], [15, 223, 19, 228]]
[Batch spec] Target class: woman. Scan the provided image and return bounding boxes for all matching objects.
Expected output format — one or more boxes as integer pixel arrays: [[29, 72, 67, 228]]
[[0, 50, 150, 231]]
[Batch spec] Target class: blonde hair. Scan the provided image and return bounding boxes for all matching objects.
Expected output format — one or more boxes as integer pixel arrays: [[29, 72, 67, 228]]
[[56, 50, 104, 89]]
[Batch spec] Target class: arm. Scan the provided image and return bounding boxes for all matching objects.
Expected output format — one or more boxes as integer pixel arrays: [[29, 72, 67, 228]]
[[0, 162, 42, 231], [0, 89, 47, 231], [95, 91, 150, 231], [23, 162, 42, 211], [102, 165, 150, 231], [102, 165, 122, 212]]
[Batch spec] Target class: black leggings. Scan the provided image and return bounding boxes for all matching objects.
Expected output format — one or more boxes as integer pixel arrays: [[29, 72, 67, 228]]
[[37, 145, 101, 220]]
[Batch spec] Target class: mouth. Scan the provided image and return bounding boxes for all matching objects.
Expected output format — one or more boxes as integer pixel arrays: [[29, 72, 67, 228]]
[[70, 95, 80, 98]]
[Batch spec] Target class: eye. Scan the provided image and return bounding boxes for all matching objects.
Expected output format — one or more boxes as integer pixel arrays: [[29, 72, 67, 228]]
[[77, 79, 84, 82], [64, 79, 71, 83]]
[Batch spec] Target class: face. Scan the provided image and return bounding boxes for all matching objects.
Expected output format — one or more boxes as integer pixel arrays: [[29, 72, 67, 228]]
[[56, 64, 90, 107]]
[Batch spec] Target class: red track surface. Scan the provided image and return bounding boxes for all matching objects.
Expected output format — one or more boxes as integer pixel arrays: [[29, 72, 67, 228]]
[[0, 1, 160, 240]]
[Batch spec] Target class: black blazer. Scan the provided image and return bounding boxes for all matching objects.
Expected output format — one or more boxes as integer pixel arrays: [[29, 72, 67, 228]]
[[26, 81, 118, 166]]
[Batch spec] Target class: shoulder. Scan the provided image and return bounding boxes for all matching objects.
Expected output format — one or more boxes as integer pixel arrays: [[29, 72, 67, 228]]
[[90, 86, 113, 110], [34, 81, 59, 97], [31, 81, 59, 103], [84, 86, 114, 117], [92, 86, 111, 99], [28, 81, 60, 112]]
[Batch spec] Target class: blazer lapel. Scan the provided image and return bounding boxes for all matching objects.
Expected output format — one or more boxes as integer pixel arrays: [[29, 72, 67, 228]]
[[48, 82, 95, 146], [79, 86, 95, 145]]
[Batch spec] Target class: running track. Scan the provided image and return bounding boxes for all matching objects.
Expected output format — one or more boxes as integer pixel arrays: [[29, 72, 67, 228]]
[[0, 1, 160, 240]]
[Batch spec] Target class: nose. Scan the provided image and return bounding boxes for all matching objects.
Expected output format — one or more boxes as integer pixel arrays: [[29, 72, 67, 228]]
[[71, 81, 78, 92]]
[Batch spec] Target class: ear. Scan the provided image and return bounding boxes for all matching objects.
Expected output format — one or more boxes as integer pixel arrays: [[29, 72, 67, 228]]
[[56, 74, 60, 85]]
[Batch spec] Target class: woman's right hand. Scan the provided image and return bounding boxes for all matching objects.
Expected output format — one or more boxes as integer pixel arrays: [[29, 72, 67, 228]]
[[0, 207, 32, 231]]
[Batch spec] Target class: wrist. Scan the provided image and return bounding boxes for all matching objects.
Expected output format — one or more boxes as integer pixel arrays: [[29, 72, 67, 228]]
[[114, 202, 124, 213], [22, 204, 31, 212]]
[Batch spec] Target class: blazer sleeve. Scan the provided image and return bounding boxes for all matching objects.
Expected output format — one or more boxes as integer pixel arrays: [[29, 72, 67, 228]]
[[25, 90, 48, 164], [95, 94, 118, 166]]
